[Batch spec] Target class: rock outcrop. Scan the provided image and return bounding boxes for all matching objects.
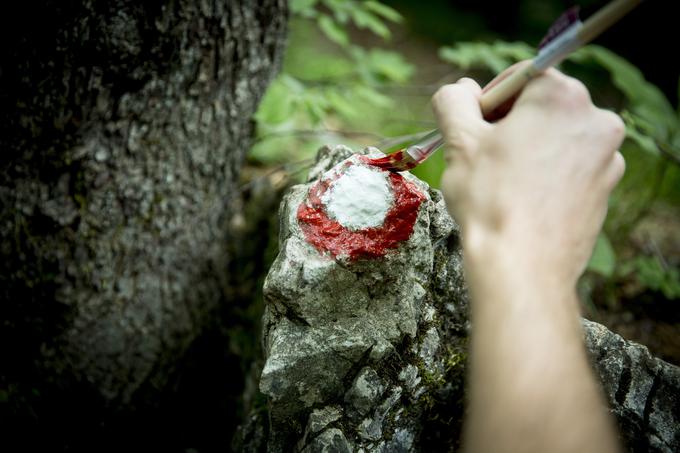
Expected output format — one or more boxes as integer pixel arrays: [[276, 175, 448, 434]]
[[584, 319, 680, 452], [254, 145, 680, 452]]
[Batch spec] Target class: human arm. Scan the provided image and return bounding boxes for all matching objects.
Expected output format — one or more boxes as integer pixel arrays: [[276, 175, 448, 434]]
[[432, 66, 625, 453]]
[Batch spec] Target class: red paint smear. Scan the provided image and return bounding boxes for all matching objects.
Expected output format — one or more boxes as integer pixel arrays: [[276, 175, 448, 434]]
[[297, 156, 425, 260]]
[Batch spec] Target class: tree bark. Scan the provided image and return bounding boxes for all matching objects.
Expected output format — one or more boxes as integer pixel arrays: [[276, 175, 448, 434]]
[[0, 0, 286, 449]]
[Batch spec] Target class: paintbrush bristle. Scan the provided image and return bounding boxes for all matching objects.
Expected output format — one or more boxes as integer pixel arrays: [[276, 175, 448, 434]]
[[538, 6, 581, 49], [367, 150, 418, 172]]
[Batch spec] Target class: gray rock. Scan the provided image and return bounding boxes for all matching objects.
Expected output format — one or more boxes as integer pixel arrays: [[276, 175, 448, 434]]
[[398, 365, 420, 391], [259, 144, 463, 450], [254, 144, 680, 453], [301, 428, 353, 453], [260, 145, 442, 435], [297, 406, 345, 451], [308, 406, 344, 434], [583, 319, 680, 452], [358, 386, 402, 441], [418, 328, 440, 368], [345, 368, 386, 416]]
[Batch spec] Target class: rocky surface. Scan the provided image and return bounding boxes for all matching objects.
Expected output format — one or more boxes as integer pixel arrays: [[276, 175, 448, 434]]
[[252, 145, 680, 452], [583, 319, 680, 452]]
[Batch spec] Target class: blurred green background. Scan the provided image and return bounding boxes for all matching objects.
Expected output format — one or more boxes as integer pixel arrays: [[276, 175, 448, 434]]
[[248, 0, 680, 363]]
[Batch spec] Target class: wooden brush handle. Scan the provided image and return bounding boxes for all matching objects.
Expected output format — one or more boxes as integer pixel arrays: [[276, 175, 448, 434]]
[[479, 64, 540, 116], [479, 0, 641, 117]]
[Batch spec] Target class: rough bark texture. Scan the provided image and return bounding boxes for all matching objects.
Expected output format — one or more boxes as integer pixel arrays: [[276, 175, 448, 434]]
[[0, 0, 286, 449], [248, 145, 680, 453]]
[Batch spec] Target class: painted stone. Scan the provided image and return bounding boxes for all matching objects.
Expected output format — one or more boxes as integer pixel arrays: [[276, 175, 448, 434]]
[[259, 144, 463, 451]]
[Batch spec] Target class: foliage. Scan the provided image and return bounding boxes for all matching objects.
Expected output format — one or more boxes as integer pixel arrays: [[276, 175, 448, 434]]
[[589, 234, 617, 278], [439, 41, 534, 74], [624, 256, 680, 300], [252, 0, 415, 167]]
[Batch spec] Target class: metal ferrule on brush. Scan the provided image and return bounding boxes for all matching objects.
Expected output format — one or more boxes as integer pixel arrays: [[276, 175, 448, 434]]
[[405, 130, 445, 163]]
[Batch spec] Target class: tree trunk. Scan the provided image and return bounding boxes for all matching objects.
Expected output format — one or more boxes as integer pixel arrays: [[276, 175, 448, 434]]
[[0, 0, 286, 449]]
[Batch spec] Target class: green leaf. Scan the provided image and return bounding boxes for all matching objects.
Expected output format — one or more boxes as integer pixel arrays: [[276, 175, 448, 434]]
[[254, 78, 295, 126], [439, 41, 533, 74], [303, 92, 329, 125], [365, 49, 414, 83], [326, 89, 359, 119], [570, 46, 676, 139], [492, 41, 534, 61], [439, 43, 504, 73], [323, 0, 350, 23], [622, 111, 660, 156], [634, 256, 680, 300], [354, 85, 393, 108], [317, 15, 350, 47], [290, 0, 318, 16], [588, 233, 617, 277], [364, 1, 402, 23], [662, 267, 680, 299], [350, 8, 391, 39], [284, 50, 354, 81]]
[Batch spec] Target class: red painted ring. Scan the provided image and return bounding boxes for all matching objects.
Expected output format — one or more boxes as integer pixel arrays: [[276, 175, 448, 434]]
[[297, 156, 426, 260]]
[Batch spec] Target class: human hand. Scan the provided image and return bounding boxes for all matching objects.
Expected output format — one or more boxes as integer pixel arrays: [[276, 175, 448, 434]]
[[432, 63, 625, 286]]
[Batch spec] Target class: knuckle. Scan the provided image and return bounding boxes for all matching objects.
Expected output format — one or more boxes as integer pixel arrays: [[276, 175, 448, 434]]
[[598, 109, 626, 145], [614, 151, 626, 175], [556, 76, 591, 105], [608, 112, 625, 138], [433, 80, 475, 105], [432, 84, 458, 107], [608, 152, 626, 188], [522, 71, 591, 107]]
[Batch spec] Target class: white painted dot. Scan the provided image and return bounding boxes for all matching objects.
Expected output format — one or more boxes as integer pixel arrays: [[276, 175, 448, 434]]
[[321, 163, 393, 230]]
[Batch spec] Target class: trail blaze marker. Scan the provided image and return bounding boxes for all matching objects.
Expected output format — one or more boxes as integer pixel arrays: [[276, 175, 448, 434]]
[[297, 155, 425, 260]]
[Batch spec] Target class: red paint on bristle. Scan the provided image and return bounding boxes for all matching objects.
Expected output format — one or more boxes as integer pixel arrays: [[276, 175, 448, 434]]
[[297, 157, 425, 260], [366, 150, 405, 170]]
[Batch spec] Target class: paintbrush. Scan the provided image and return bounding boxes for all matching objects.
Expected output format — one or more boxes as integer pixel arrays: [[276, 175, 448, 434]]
[[369, 0, 642, 172]]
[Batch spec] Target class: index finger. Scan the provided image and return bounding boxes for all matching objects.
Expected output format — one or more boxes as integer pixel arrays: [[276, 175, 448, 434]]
[[432, 78, 489, 162]]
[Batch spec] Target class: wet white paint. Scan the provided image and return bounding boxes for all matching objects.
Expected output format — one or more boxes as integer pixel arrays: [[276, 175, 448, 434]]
[[321, 163, 393, 230]]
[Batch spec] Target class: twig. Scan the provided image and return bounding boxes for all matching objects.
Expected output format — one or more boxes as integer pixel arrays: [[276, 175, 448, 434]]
[[376, 131, 432, 149], [649, 238, 669, 271], [256, 128, 384, 142], [239, 158, 315, 190], [656, 140, 680, 166]]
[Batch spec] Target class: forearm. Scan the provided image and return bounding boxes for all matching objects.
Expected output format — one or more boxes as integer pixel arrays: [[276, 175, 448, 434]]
[[462, 235, 621, 453]]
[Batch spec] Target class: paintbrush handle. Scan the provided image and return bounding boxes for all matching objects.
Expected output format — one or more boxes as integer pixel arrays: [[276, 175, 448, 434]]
[[479, 64, 540, 115], [577, 0, 641, 44], [409, 0, 641, 165]]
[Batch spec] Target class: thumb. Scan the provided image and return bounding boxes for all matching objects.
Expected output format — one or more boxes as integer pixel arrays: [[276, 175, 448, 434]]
[[432, 78, 489, 161]]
